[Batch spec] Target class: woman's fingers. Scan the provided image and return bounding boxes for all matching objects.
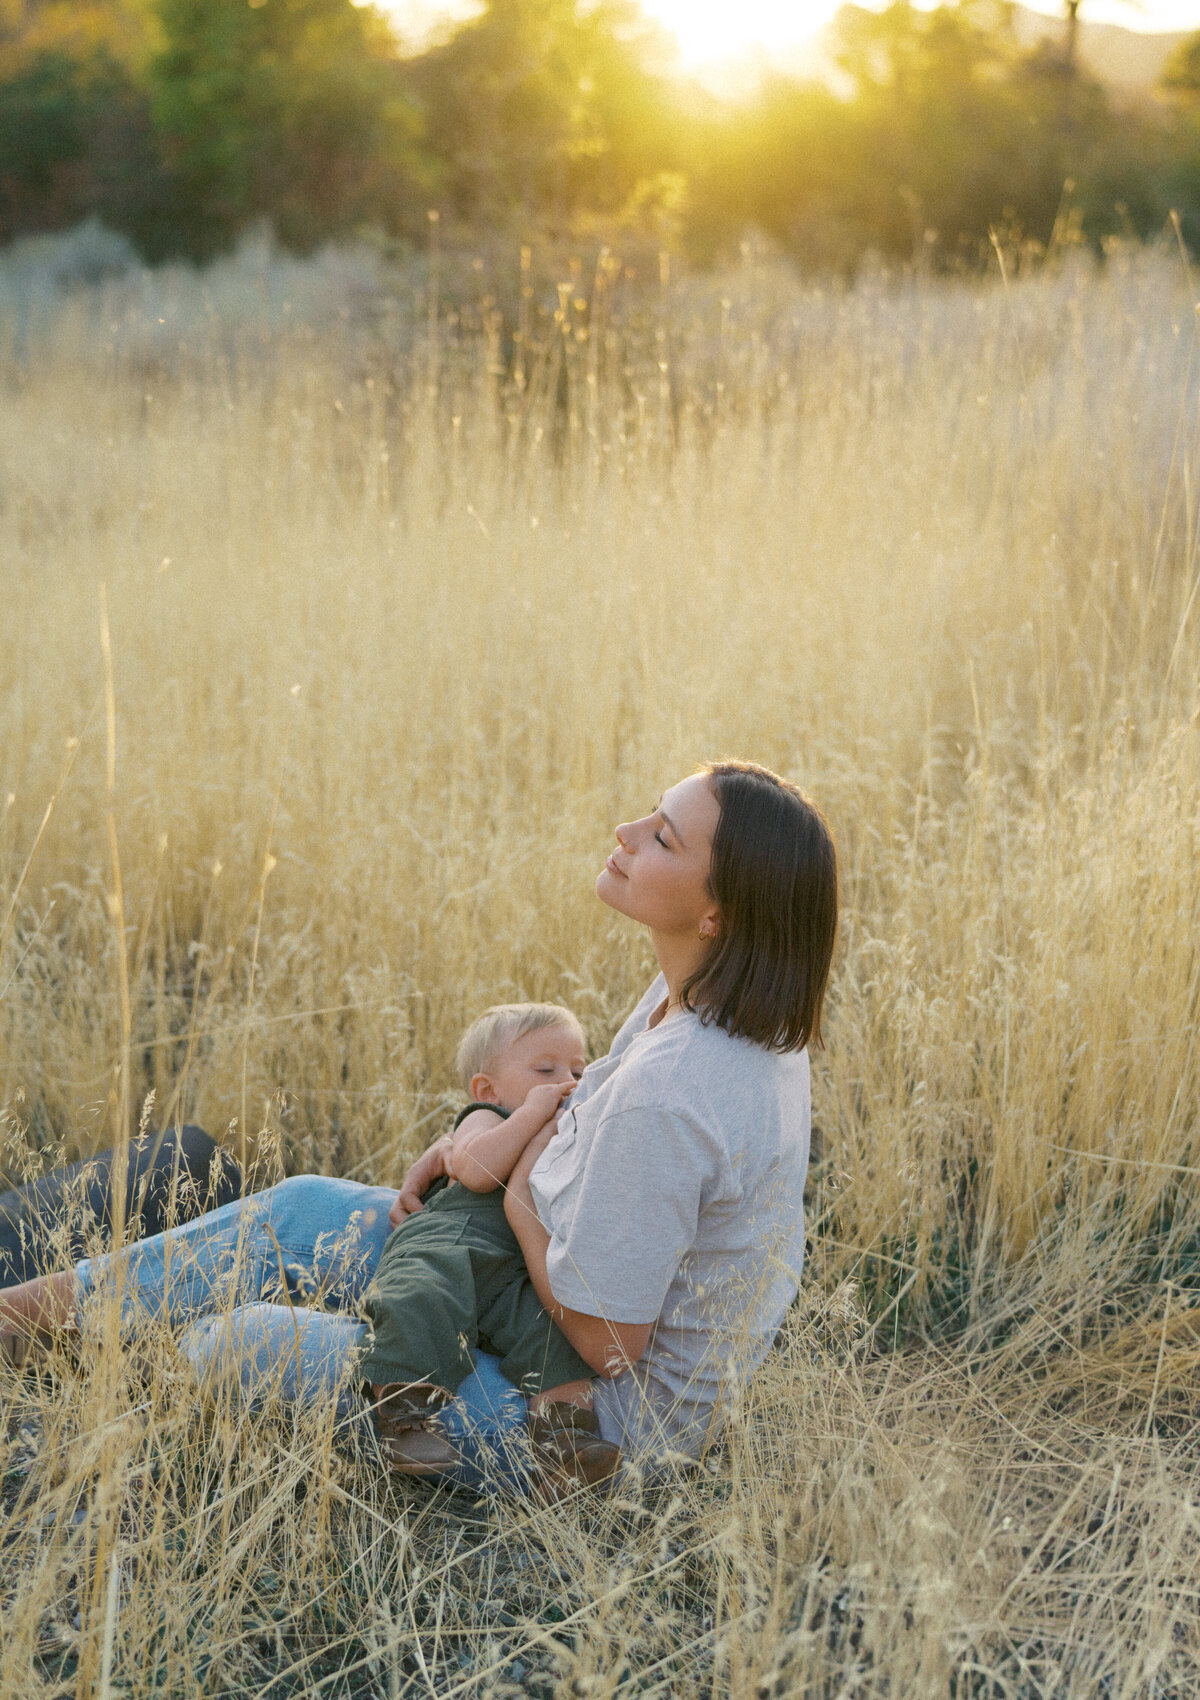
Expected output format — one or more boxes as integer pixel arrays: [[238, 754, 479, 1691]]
[[389, 1189, 422, 1226], [389, 1136, 454, 1226]]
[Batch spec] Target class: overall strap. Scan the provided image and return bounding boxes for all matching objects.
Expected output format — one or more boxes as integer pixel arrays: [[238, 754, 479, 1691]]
[[451, 1101, 513, 1131]]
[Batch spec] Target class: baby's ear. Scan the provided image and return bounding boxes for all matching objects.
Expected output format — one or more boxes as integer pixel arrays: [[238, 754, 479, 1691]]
[[469, 1073, 501, 1104]]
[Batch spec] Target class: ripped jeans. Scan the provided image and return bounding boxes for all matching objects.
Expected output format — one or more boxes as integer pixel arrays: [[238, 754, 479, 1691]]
[[76, 1175, 531, 1492]]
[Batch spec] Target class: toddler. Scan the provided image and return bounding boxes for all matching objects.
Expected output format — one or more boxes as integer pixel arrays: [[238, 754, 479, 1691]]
[[360, 1003, 621, 1491]]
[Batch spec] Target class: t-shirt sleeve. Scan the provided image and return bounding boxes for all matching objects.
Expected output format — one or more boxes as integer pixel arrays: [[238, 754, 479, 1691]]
[[538, 1106, 715, 1325]]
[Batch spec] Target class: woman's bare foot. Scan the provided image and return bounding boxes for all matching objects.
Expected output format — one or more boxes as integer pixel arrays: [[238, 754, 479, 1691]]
[[0, 1270, 77, 1345]]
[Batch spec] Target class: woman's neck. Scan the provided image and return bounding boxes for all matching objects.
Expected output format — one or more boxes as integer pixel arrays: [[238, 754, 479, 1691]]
[[651, 929, 709, 1017]]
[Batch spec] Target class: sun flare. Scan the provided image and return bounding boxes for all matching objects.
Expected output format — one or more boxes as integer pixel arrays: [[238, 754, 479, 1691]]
[[638, 0, 835, 65], [388, 0, 1200, 75]]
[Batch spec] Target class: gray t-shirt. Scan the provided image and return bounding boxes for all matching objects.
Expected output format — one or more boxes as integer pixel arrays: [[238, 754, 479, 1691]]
[[528, 974, 810, 1462]]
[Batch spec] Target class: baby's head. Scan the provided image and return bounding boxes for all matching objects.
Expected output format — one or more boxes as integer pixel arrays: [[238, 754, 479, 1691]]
[[455, 1003, 586, 1112]]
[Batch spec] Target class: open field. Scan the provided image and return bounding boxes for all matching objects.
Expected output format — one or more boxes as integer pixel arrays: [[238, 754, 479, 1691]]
[[3, 233, 1200, 1696]]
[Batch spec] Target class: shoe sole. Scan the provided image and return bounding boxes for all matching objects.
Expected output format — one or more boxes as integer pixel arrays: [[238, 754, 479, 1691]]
[[530, 1438, 623, 1498], [378, 1431, 462, 1478]]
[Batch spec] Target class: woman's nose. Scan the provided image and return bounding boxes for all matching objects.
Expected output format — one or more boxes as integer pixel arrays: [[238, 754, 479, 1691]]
[[614, 823, 632, 851]]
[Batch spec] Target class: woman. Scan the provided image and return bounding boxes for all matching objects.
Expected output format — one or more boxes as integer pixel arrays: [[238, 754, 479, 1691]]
[[0, 761, 836, 1489]]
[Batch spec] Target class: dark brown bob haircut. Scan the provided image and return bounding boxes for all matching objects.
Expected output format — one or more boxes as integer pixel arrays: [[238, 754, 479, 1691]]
[[680, 761, 838, 1053]]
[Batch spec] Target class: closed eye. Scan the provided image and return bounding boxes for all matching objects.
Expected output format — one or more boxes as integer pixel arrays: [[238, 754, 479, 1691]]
[[654, 831, 668, 848]]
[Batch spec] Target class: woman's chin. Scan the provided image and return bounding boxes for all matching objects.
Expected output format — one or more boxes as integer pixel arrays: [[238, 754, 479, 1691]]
[[595, 868, 627, 912]]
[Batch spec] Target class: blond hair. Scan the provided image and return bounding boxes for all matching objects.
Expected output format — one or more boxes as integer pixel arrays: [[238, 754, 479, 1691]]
[[454, 1002, 585, 1094]]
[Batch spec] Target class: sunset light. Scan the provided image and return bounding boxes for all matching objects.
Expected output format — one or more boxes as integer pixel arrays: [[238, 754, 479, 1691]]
[[638, 0, 1200, 66], [6, 0, 1200, 1674], [638, 0, 836, 65], [391, 0, 1200, 75]]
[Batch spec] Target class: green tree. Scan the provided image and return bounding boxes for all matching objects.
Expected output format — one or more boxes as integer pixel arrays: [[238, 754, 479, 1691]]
[[407, 0, 680, 229], [831, 0, 1106, 253], [150, 0, 432, 256], [682, 78, 864, 269], [1162, 30, 1200, 102], [685, 0, 1149, 270], [0, 0, 173, 250], [1158, 31, 1200, 253]]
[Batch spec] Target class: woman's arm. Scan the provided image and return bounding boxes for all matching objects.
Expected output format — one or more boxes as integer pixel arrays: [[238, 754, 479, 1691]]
[[504, 1132, 653, 1377], [451, 1082, 573, 1193]]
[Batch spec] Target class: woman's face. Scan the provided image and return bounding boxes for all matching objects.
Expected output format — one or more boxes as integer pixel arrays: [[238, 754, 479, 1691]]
[[595, 773, 722, 939]]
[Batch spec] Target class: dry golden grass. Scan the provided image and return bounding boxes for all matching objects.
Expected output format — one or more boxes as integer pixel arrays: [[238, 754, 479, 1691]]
[[3, 234, 1200, 1695]]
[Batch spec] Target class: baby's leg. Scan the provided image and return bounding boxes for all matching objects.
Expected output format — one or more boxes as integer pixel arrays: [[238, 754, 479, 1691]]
[[478, 1258, 594, 1403], [361, 1229, 480, 1396], [480, 1276, 619, 1490], [362, 1228, 490, 1476]]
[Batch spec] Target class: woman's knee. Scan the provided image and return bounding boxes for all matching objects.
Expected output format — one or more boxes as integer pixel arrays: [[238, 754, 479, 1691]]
[[240, 1176, 391, 1308], [263, 1173, 351, 1234], [178, 1312, 227, 1385], [268, 1174, 326, 1208]]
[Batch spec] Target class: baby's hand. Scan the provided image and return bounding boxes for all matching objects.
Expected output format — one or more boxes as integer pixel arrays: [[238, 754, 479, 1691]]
[[521, 1080, 575, 1125]]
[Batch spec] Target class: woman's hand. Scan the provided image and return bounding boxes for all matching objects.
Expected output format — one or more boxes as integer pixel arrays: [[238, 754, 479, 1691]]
[[389, 1137, 453, 1227]]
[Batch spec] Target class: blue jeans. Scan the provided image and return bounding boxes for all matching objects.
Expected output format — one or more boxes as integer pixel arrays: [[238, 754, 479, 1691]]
[[76, 1175, 532, 1492]]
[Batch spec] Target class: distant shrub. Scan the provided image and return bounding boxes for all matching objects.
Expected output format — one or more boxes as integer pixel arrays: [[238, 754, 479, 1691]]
[[0, 218, 139, 291]]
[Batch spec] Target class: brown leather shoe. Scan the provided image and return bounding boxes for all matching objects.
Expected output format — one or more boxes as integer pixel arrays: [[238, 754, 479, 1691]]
[[372, 1381, 460, 1477], [529, 1402, 622, 1497]]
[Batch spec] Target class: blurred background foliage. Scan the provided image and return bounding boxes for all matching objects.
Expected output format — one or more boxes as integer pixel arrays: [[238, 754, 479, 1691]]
[[0, 0, 1197, 268]]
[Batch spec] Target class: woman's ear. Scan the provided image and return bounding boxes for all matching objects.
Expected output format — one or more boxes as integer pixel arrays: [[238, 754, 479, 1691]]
[[698, 911, 720, 943], [470, 1072, 501, 1103]]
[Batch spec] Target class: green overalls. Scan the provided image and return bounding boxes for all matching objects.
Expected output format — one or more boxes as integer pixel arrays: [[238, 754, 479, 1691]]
[[358, 1105, 592, 1396]]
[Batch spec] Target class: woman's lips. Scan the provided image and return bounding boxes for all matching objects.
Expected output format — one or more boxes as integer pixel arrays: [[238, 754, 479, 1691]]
[[605, 854, 627, 879]]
